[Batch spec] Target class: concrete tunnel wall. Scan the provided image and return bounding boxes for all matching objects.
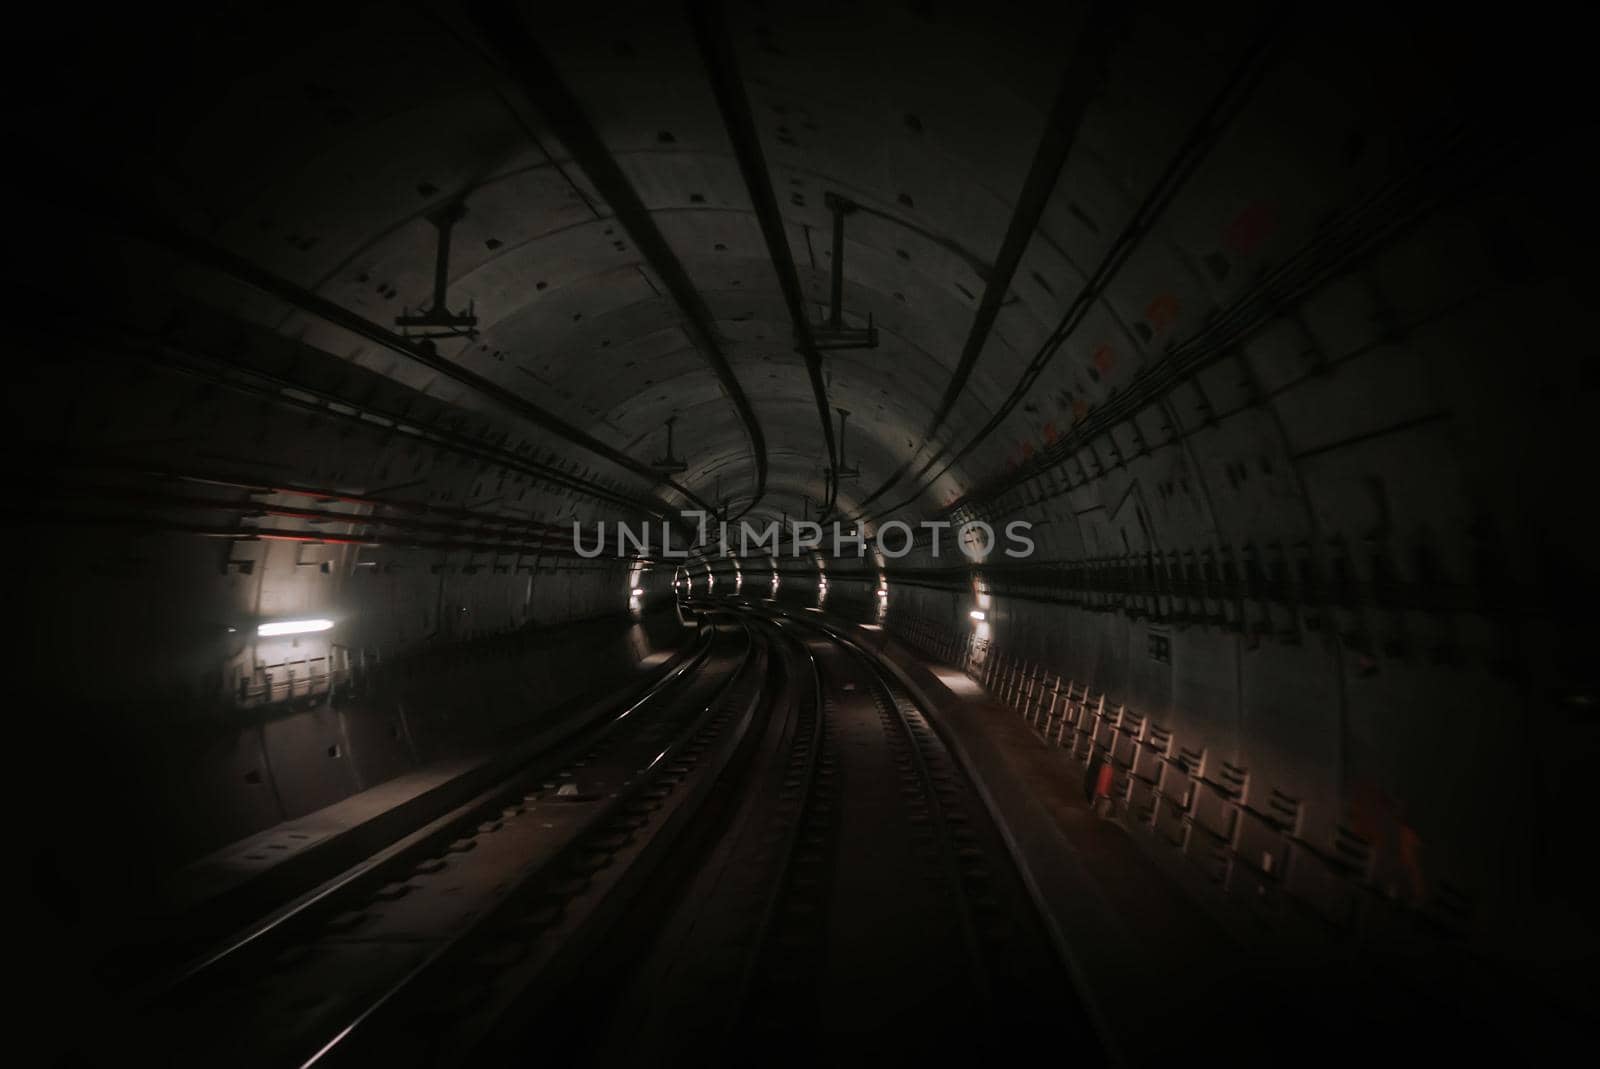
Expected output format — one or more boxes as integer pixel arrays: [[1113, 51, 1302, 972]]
[[16, 307, 689, 912], [6, 0, 1592, 973], [702, 440, 1585, 960], [23, 526, 687, 919]]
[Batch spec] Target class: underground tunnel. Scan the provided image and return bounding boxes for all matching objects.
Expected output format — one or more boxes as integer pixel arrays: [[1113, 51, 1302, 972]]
[[8, 2, 1593, 1065]]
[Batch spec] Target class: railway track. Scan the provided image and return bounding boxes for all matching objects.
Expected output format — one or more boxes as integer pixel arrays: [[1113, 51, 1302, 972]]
[[492, 604, 1101, 1065], [728, 608, 1096, 1063], [101, 604, 1100, 1067], [104, 614, 760, 1068]]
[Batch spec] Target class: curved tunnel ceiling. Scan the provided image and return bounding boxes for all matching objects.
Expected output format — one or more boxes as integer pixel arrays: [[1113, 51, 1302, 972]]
[[12, 1, 1581, 566], [19, 3, 1350, 525], [20, 4, 1545, 532], [1, 0, 1574, 559]]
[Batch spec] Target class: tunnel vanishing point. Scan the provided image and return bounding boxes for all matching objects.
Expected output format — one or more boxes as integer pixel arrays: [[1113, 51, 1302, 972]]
[[8, 3, 1593, 1065]]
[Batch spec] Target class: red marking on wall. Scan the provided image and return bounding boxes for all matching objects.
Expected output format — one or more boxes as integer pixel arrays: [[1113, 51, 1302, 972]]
[[1145, 293, 1180, 332], [1092, 344, 1116, 374], [1223, 200, 1277, 256]]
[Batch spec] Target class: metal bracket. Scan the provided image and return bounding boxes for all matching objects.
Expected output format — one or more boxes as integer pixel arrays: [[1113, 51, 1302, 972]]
[[649, 415, 688, 475], [810, 193, 879, 351], [827, 407, 860, 483], [395, 201, 479, 342]]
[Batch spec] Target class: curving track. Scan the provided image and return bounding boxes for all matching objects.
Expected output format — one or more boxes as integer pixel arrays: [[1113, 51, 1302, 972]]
[[107, 606, 1102, 1068]]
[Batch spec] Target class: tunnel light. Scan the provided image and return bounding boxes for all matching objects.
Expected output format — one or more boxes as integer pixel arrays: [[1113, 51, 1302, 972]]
[[258, 618, 334, 637], [631, 587, 645, 596], [969, 610, 986, 622]]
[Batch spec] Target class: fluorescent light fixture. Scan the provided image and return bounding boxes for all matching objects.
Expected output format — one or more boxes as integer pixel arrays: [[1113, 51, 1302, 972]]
[[258, 618, 334, 637], [631, 587, 645, 596], [969, 610, 986, 622]]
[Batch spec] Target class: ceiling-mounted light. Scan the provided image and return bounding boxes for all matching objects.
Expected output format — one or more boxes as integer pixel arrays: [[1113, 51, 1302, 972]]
[[969, 610, 986, 622], [258, 619, 334, 637], [631, 587, 645, 596]]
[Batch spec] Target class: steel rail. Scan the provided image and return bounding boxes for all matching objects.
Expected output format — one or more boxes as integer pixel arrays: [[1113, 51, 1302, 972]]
[[139, 625, 719, 1004], [295, 616, 763, 1068]]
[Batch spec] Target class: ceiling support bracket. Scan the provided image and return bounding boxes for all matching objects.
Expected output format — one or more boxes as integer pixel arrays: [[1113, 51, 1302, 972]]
[[811, 193, 878, 351], [395, 201, 479, 344], [650, 415, 689, 475], [828, 407, 861, 482]]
